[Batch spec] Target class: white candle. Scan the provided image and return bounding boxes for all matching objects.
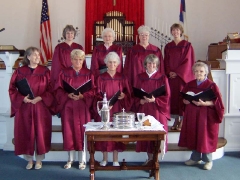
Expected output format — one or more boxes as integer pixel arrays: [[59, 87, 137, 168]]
[[165, 23, 167, 36], [136, 35, 138, 44], [155, 18, 157, 29], [162, 21, 164, 33]]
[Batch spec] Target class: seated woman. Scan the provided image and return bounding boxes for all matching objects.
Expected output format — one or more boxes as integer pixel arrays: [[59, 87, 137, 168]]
[[94, 52, 132, 166], [55, 49, 95, 170], [134, 54, 170, 165], [9, 47, 54, 170], [178, 62, 224, 170]]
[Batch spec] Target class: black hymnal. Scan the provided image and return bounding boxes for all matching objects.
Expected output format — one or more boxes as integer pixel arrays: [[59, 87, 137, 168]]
[[180, 89, 216, 102], [109, 90, 121, 106], [133, 85, 165, 99], [63, 79, 92, 95], [15, 78, 34, 99]]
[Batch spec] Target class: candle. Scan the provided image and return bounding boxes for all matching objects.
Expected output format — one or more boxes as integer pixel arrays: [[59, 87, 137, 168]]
[[162, 21, 164, 33], [165, 23, 167, 36], [91, 35, 93, 45], [136, 35, 138, 44]]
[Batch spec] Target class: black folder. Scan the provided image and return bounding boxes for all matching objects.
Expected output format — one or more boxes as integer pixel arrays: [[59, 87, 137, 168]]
[[109, 90, 121, 106], [63, 79, 92, 95], [133, 85, 165, 99], [15, 78, 34, 99], [180, 89, 216, 102]]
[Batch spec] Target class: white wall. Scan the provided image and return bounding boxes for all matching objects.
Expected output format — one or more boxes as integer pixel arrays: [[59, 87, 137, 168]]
[[1, 0, 240, 60]]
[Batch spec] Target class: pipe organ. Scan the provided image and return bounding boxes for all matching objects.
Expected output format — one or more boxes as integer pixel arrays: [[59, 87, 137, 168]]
[[93, 11, 135, 55]]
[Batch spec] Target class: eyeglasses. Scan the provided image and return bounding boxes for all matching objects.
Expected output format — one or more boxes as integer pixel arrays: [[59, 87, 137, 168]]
[[139, 33, 149, 37]]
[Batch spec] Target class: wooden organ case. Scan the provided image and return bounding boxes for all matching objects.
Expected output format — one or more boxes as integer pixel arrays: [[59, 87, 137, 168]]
[[93, 11, 135, 55]]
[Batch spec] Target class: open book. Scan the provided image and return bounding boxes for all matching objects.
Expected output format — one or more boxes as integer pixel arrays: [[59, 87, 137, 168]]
[[63, 79, 92, 95], [109, 90, 121, 106], [133, 85, 165, 99], [15, 78, 35, 99], [180, 89, 216, 102]]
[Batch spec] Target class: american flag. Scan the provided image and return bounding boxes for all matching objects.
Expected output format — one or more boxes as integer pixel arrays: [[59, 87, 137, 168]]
[[179, 0, 188, 40], [40, 0, 52, 64]]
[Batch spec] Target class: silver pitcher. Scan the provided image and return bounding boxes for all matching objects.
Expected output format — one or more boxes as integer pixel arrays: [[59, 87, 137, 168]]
[[97, 92, 110, 128]]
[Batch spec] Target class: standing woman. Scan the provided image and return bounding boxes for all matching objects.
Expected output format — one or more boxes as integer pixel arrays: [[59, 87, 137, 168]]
[[134, 54, 170, 164], [9, 47, 54, 170], [178, 62, 224, 170], [94, 52, 132, 166], [51, 25, 86, 89], [91, 27, 123, 77], [164, 23, 195, 131], [55, 49, 95, 170], [124, 25, 164, 87]]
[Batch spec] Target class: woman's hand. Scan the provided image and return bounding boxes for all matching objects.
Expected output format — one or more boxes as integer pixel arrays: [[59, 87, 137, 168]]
[[68, 92, 84, 101], [183, 99, 190, 105], [31, 96, 42, 104], [169, 72, 177, 79], [192, 99, 214, 107], [118, 92, 125, 100], [23, 95, 31, 103], [143, 96, 155, 103]]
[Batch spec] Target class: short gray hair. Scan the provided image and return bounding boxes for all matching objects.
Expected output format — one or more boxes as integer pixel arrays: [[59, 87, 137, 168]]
[[137, 25, 151, 35], [143, 54, 160, 69], [192, 62, 209, 76], [101, 28, 115, 40], [104, 52, 120, 65]]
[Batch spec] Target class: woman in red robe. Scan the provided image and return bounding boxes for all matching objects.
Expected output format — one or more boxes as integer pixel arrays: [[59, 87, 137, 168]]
[[55, 49, 95, 170], [94, 52, 132, 167], [124, 25, 164, 87], [164, 23, 195, 131], [9, 47, 54, 170], [51, 25, 86, 90], [91, 28, 123, 77], [134, 54, 170, 165], [178, 62, 224, 170]]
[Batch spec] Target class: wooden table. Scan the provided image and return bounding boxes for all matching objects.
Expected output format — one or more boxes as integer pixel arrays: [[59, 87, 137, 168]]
[[86, 129, 166, 180]]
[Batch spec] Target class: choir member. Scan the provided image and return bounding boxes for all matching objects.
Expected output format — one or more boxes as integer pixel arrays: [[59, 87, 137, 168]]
[[51, 25, 86, 90], [164, 23, 195, 131], [134, 54, 170, 165], [94, 52, 132, 167], [9, 47, 54, 170], [90, 27, 123, 77], [124, 25, 164, 87], [55, 49, 95, 170], [178, 62, 224, 170]]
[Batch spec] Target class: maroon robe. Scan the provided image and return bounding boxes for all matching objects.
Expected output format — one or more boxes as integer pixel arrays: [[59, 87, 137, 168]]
[[90, 44, 123, 77], [164, 40, 195, 115], [124, 44, 164, 87], [51, 42, 86, 90], [94, 72, 132, 152], [178, 79, 224, 153], [55, 67, 95, 151], [134, 71, 170, 153], [9, 65, 54, 156]]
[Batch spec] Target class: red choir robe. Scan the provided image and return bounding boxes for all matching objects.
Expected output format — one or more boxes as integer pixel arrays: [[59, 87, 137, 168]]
[[94, 72, 132, 152], [164, 40, 195, 115], [55, 67, 95, 151], [51, 42, 86, 90], [90, 44, 123, 77], [124, 44, 164, 87], [178, 79, 224, 153], [134, 71, 170, 153], [9, 65, 54, 156]]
